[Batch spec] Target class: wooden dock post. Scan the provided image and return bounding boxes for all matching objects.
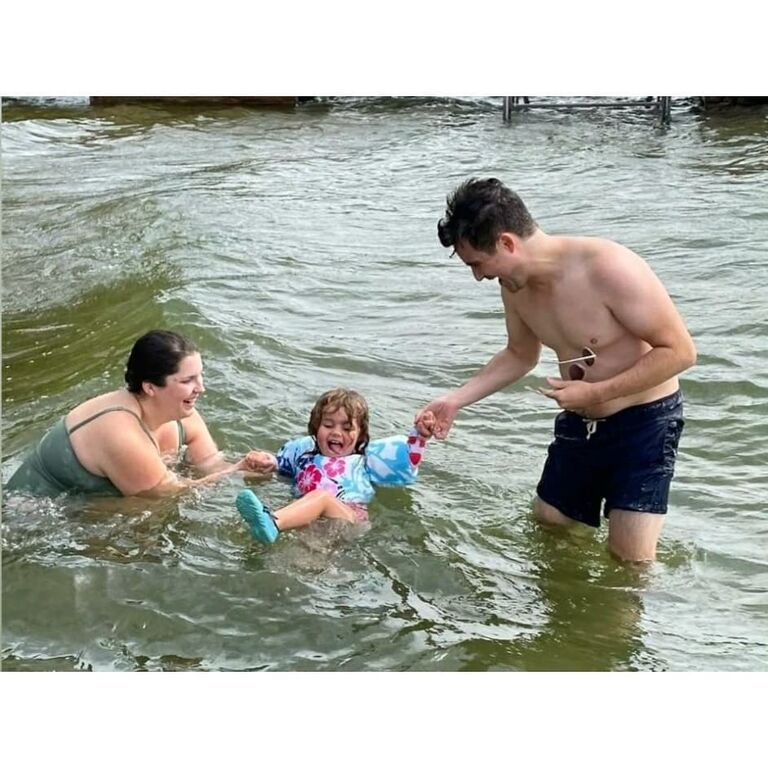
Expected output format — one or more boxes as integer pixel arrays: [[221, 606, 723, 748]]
[[89, 97, 302, 107]]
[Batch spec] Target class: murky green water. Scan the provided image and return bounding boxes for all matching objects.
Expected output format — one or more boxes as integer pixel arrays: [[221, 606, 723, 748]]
[[2, 97, 767, 671]]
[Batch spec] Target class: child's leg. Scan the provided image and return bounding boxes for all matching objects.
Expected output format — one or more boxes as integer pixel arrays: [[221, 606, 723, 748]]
[[236, 490, 279, 544], [236, 488, 355, 544], [273, 489, 356, 529]]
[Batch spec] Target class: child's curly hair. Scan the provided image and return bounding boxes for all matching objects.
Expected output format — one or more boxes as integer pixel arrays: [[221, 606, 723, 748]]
[[308, 388, 370, 454]]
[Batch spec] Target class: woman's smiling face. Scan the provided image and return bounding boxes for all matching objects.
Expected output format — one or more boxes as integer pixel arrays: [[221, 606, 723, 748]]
[[316, 407, 360, 457], [160, 352, 205, 418]]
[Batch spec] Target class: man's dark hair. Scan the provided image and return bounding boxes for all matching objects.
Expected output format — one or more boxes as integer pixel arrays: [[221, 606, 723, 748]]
[[437, 177, 537, 252], [124, 330, 199, 393]]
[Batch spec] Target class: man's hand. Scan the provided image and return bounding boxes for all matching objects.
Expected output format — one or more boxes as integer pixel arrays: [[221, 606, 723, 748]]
[[539, 377, 600, 411], [414, 397, 459, 440]]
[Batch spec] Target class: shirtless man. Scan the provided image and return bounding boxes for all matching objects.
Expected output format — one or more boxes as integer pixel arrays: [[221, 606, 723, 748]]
[[415, 178, 697, 561]]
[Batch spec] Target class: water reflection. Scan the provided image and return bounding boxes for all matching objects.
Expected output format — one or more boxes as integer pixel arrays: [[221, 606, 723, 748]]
[[695, 103, 768, 141], [449, 519, 653, 671], [2, 271, 177, 398], [1, 491, 186, 567]]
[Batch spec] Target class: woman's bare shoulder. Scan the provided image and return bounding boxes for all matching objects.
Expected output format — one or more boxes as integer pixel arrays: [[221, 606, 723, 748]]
[[65, 389, 140, 427]]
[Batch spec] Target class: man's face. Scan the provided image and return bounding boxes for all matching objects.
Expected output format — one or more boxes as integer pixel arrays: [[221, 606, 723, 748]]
[[455, 237, 522, 292]]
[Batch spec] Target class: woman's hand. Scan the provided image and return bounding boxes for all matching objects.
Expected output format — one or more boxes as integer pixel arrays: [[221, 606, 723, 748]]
[[240, 450, 278, 475]]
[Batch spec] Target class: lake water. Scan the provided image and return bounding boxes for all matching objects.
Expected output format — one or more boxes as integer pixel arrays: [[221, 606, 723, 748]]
[[2, 96, 767, 671]]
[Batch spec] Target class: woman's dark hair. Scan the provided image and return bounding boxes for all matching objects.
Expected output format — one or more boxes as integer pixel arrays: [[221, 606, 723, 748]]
[[124, 330, 199, 393], [437, 177, 537, 252], [308, 388, 370, 454]]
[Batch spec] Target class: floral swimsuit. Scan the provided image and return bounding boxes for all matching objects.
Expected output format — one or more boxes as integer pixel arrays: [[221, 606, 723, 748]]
[[275, 428, 428, 521]]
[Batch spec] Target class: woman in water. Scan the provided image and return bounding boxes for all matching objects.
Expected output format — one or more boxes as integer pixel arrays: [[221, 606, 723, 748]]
[[6, 329, 265, 497]]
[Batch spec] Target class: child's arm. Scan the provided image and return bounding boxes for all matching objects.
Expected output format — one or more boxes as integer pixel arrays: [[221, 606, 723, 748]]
[[274, 435, 316, 478], [242, 436, 316, 479], [365, 422, 432, 487]]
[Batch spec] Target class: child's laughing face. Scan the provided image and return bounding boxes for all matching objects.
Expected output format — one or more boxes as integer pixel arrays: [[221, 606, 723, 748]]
[[316, 407, 360, 457]]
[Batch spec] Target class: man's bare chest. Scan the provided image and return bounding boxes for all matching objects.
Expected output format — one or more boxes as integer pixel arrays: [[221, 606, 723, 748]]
[[514, 289, 622, 354]]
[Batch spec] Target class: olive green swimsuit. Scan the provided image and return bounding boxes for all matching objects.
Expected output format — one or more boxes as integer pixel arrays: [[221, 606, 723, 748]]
[[5, 407, 186, 497]]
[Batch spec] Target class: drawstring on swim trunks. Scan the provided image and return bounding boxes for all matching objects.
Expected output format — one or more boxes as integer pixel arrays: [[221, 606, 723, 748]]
[[584, 418, 604, 440]]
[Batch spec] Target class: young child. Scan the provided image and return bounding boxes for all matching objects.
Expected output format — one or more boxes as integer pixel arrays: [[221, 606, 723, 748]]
[[236, 388, 433, 544]]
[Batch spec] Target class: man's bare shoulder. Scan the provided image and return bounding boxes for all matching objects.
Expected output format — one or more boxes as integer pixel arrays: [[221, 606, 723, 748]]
[[573, 235, 636, 260], [574, 236, 649, 278], [553, 236, 639, 288], [554, 234, 632, 268], [581, 238, 670, 306]]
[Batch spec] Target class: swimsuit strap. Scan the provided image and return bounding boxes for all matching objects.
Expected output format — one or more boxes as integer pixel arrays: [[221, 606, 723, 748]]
[[68, 406, 158, 449], [176, 419, 186, 455]]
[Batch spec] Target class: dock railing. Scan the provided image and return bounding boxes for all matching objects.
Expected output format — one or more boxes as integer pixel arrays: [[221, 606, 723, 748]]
[[502, 96, 672, 124]]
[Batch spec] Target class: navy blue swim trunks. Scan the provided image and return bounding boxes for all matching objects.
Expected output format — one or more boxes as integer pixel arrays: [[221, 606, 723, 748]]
[[536, 390, 685, 528]]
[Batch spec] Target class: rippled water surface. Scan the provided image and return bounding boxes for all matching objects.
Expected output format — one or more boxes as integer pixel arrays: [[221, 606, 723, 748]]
[[2, 97, 767, 671]]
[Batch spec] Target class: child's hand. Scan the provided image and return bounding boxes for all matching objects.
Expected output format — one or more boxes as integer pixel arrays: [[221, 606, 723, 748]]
[[415, 398, 457, 440], [414, 409, 436, 438], [241, 451, 277, 474]]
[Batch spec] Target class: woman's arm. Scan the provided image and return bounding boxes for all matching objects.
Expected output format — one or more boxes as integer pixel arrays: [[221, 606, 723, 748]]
[[181, 410, 274, 478], [181, 410, 235, 473], [94, 413, 191, 497], [137, 462, 250, 499], [96, 410, 268, 498]]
